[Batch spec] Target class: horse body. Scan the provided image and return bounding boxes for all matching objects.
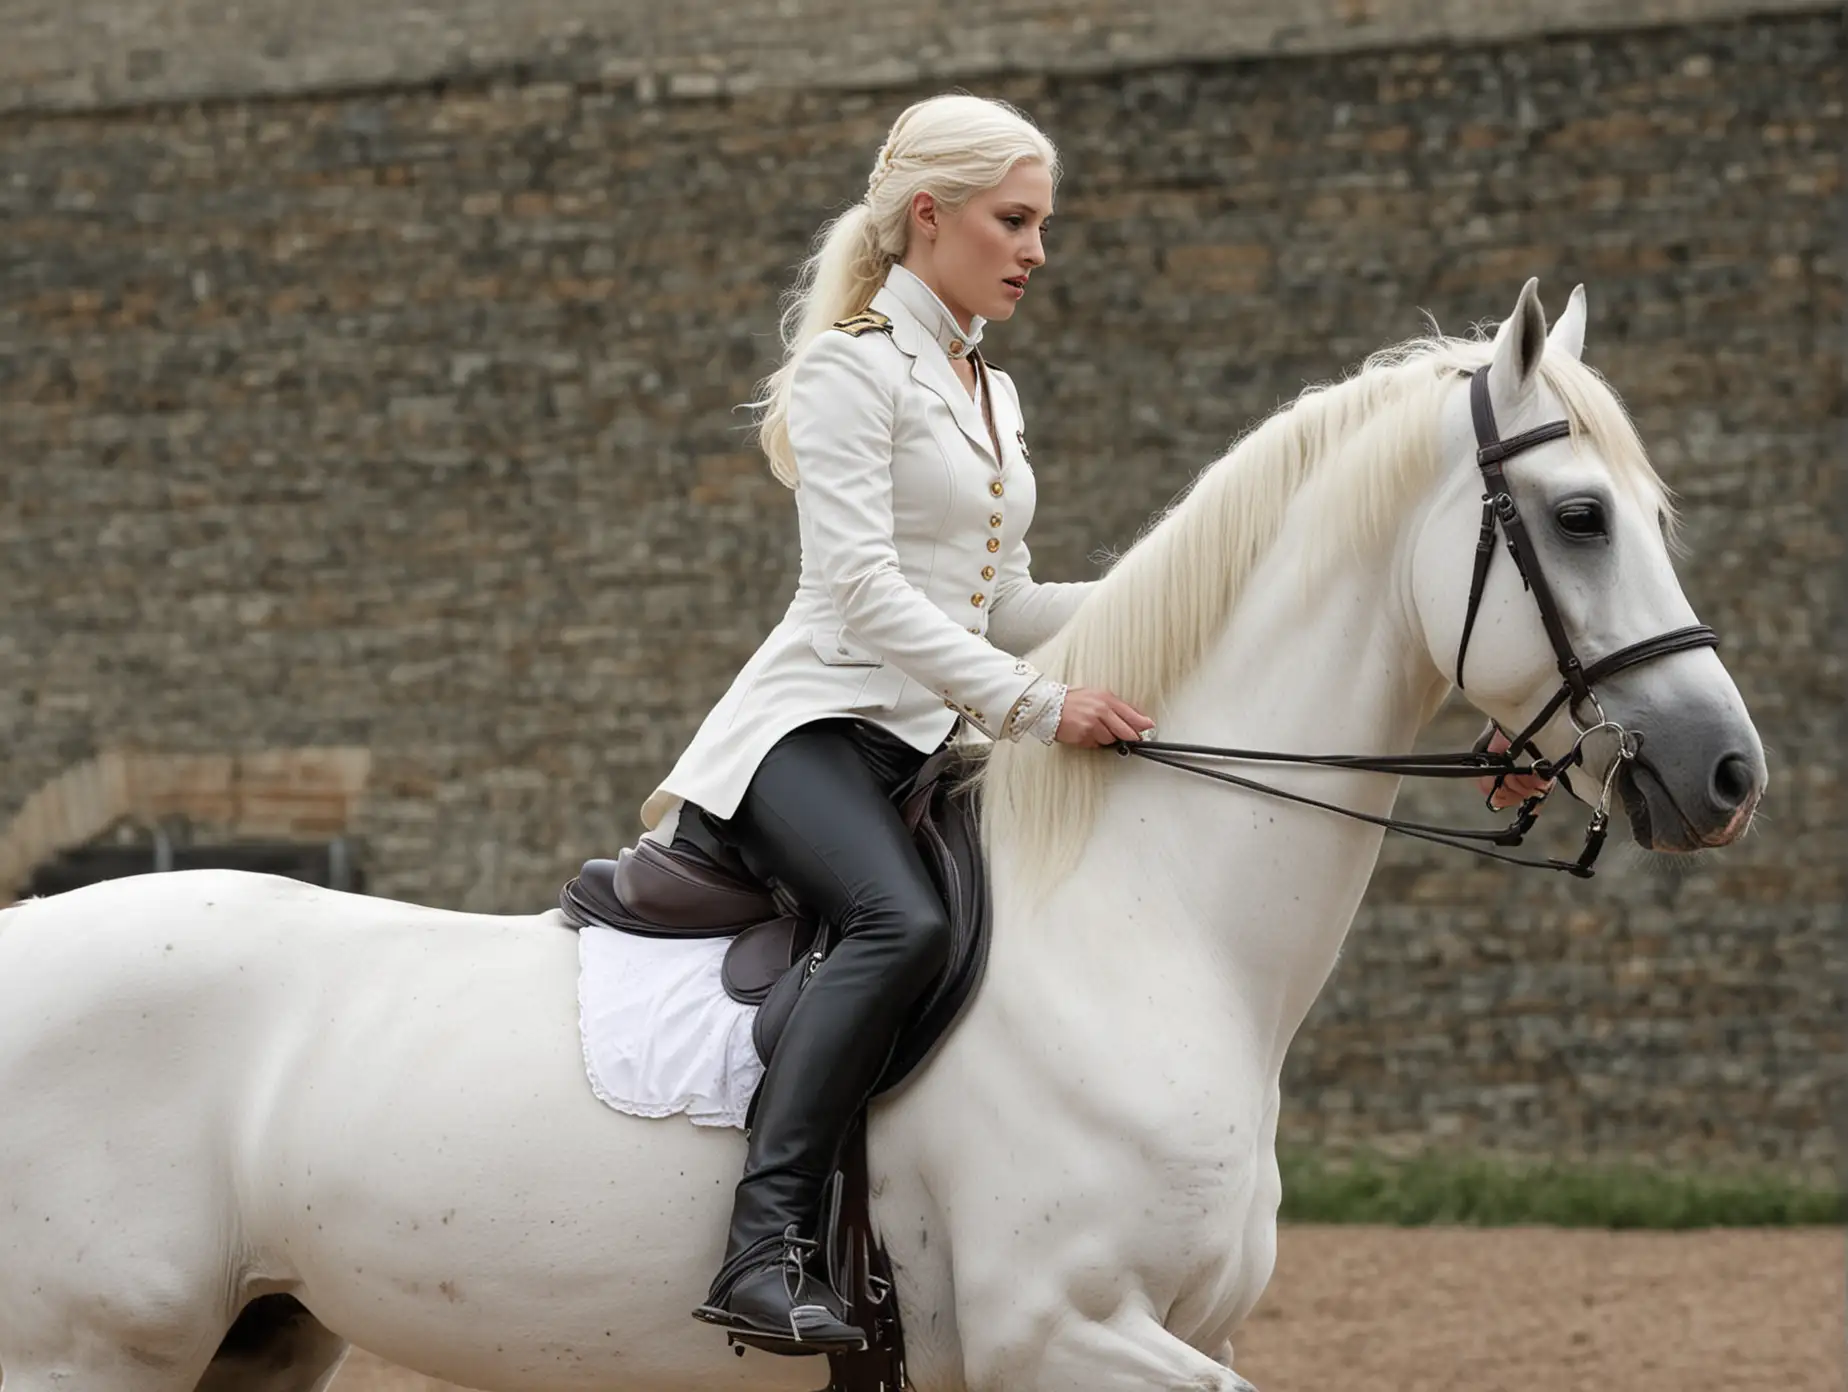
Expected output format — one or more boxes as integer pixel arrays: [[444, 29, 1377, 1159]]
[[0, 485, 1421, 1392], [0, 283, 1767, 1392], [0, 875, 837, 1391]]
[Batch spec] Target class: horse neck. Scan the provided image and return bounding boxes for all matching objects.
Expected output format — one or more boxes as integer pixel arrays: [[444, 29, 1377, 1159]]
[[998, 504, 1450, 1073]]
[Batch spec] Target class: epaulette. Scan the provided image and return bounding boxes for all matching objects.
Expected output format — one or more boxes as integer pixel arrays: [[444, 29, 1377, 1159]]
[[831, 311, 893, 337]]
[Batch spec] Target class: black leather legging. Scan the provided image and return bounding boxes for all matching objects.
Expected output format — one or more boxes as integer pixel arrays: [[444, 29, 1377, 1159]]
[[697, 718, 951, 1247]]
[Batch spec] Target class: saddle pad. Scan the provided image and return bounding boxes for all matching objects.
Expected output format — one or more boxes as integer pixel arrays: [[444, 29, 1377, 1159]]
[[576, 923, 764, 1130]]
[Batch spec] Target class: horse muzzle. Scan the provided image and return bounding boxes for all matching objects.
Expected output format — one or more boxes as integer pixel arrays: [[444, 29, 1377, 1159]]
[[1615, 733, 1764, 853]]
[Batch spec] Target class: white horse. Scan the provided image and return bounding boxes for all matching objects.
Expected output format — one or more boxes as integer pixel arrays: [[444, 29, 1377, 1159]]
[[0, 281, 1764, 1392]]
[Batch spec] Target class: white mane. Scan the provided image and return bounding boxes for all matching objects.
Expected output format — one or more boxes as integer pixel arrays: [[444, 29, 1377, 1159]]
[[977, 332, 1674, 884]]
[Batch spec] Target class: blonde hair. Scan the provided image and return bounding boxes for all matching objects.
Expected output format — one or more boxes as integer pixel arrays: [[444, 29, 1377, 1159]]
[[752, 94, 1060, 486], [977, 334, 1674, 891]]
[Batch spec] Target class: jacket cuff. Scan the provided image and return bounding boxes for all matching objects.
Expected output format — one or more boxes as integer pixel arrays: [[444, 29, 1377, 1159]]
[[943, 660, 1041, 742], [1005, 677, 1067, 743]]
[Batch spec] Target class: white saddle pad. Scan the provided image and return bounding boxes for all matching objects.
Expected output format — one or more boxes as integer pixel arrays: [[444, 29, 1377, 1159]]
[[576, 923, 765, 1130]]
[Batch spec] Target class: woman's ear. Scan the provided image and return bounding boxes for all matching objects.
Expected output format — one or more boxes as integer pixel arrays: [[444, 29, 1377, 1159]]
[[911, 190, 939, 242]]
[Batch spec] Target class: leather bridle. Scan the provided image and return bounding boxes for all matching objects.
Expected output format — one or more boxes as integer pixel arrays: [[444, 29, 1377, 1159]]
[[1116, 364, 1719, 878]]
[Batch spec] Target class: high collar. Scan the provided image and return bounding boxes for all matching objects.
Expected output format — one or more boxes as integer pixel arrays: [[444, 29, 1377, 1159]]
[[882, 264, 984, 360]]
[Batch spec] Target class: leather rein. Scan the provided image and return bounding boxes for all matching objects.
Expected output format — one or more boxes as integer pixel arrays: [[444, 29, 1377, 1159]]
[[1114, 365, 1719, 879]]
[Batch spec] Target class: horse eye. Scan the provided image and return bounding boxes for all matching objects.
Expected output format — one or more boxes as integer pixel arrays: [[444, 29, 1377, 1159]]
[[1555, 500, 1607, 538]]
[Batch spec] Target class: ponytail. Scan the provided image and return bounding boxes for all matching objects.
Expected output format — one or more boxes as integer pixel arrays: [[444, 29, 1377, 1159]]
[[753, 203, 896, 488]]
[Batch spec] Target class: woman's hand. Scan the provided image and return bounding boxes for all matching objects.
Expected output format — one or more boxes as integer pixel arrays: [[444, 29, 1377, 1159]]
[[1055, 687, 1156, 747], [1476, 725, 1555, 810]]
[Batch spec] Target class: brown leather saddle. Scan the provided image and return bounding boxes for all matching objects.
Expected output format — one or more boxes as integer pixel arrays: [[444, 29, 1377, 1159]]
[[557, 744, 991, 1390]]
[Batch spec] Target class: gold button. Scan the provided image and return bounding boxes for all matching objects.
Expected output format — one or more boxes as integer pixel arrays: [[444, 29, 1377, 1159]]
[[971, 593, 985, 607], [968, 626, 980, 634], [944, 698, 957, 710], [989, 513, 1002, 528], [986, 537, 1000, 552], [948, 338, 965, 355], [989, 481, 1004, 497], [981, 565, 995, 580]]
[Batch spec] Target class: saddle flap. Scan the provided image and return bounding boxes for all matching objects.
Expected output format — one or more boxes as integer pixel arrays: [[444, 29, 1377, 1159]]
[[886, 762, 990, 1091], [722, 915, 820, 1006], [750, 942, 820, 1063]]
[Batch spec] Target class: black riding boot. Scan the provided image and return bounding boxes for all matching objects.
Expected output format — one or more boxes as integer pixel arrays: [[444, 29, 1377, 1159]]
[[687, 722, 951, 1355], [691, 988, 880, 1353], [693, 905, 948, 1352]]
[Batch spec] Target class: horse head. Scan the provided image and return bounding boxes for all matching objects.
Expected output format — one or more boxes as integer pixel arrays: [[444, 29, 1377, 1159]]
[[1409, 278, 1766, 853]]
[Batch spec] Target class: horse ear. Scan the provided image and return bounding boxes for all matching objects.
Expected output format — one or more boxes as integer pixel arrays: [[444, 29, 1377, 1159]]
[[1485, 276, 1548, 409], [1547, 284, 1587, 362]]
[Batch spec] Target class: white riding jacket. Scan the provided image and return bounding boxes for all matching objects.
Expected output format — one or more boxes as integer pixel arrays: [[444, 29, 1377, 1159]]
[[641, 265, 1092, 830]]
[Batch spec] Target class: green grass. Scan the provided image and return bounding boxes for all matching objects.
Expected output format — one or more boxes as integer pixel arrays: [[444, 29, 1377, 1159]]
[[1275, 1147, 1845, 1228]]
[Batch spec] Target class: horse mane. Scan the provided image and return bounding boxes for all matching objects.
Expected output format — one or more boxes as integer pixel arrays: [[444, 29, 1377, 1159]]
[[975, 330, 1674, 887]]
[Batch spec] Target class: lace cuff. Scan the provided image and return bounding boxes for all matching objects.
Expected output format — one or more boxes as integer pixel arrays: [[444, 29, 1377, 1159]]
[[1005, 677, 1068, 744]]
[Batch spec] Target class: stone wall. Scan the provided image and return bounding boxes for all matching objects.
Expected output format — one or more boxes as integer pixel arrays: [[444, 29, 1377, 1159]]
[[0, 11, 1839, 1175], [4, 0, 1835, 112]]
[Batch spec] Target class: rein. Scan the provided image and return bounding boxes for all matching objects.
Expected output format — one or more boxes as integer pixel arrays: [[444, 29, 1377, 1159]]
[[1113, 365, 1718, 880]]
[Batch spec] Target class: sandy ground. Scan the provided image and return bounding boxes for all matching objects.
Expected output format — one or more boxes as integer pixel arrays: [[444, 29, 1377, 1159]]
[[331, 1225, 1843, 1392]]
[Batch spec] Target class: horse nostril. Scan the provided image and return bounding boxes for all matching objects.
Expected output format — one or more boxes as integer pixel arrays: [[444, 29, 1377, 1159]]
[[1712, 753, 1756, 811]]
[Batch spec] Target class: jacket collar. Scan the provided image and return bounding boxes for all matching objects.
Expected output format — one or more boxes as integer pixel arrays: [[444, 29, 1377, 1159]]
[[880, 264, 985, 359], [870, 267, 999, 466]]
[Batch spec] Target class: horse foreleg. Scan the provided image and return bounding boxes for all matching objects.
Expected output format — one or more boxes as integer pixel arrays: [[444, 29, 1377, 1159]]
[[1206, 1338, 1261, 1389], [962, 1299, 1260, 1392], [1034, 1318, 1258, 1392]]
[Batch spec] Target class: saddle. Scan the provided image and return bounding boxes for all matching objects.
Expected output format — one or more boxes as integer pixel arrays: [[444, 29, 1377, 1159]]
[[557, 744, 992, 1391]]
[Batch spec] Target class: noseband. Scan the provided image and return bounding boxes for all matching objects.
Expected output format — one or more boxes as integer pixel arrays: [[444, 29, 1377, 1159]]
[[1119, 364, 1719, 878]]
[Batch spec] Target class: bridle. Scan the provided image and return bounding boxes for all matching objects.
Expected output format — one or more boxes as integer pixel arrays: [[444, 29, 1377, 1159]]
[[1116, 364, 1718, 878]]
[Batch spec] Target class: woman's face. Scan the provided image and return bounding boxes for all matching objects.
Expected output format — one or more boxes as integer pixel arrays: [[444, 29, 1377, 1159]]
[[908, 159, 1054, 329]]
